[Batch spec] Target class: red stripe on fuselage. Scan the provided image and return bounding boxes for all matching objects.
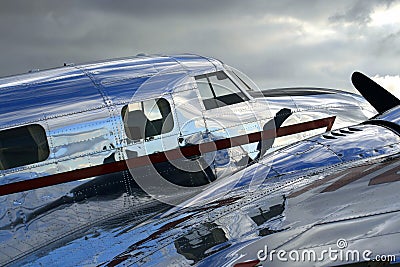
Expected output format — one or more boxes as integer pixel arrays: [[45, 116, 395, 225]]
[[0, 117, 336, 196]]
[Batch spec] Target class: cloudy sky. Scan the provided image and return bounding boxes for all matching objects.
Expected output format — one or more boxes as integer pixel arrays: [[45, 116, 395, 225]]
[[1, 0, 399, 93]]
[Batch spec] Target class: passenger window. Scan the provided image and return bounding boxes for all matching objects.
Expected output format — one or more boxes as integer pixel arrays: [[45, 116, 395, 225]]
[[122, 98, 174, 140], [195, 71, 249, 110], [0, 124, 50, 170]]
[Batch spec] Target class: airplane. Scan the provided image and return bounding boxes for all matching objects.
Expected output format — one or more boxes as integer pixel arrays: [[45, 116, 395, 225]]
[[0, 53, 396, 266]]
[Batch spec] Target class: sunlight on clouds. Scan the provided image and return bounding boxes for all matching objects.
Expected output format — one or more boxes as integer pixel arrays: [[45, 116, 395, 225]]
[[301, 23, 337, 43], [259, 15, 337, 44], [261, 15, 302, 26], [372, 75, 400, 99], [369, 3, 400, 27]]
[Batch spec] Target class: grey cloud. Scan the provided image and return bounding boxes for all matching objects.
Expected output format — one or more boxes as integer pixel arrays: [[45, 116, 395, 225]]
[[0, 0, 399, 92], [329, 0, 396, 24]]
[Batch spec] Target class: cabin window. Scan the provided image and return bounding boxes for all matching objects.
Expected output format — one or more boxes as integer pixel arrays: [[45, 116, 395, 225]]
[[0, 124, 50, 170], [195, 71, 249, 110], [121, 98, 174, 140]]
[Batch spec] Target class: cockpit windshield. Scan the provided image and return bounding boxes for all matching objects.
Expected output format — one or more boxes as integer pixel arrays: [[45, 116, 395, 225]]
[[225, 65, 260, 92]]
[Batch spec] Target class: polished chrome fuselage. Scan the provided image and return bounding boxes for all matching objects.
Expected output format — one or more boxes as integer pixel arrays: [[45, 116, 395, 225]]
[[0, 54, 377, 266]]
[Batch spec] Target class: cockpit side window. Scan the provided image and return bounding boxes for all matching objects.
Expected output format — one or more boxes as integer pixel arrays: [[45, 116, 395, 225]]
[[121, 98, 174, 140], [195, 71, 249, 110], [0, 124, 50, 170]]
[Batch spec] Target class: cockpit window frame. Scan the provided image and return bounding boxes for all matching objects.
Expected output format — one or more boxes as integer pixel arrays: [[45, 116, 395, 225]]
[[195, 71, 250, 110]]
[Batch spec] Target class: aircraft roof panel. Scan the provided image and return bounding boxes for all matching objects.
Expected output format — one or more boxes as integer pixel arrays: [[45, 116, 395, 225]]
[[0, 68, 105, 129], [78, 54, 217, 81], [0, 54, 219, 128], [81, 54, 217, 103]]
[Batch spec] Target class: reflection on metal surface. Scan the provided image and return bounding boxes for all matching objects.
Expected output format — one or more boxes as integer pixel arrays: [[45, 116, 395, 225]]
[[0, 53, 387, 266], [250, 195, 287, 236], [174, 223, 228, 263]]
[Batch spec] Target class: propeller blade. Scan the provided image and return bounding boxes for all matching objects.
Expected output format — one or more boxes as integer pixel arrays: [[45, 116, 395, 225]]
[[351, 71, 400, 114]]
